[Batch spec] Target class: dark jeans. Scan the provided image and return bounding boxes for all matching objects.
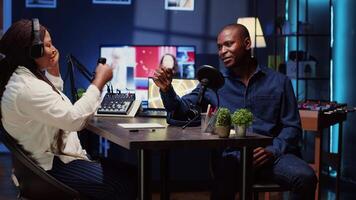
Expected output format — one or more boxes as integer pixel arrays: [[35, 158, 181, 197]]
[[48, 156, 137, 200], [210, 150, 317, 200]]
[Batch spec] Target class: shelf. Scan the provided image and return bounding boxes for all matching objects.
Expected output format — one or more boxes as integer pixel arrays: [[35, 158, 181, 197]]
[[257, 33, 330, 38], [294, 77, 330, 81], [255, 0, 331, 103]]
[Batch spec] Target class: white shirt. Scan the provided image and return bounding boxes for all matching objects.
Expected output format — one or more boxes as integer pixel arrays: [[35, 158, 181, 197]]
[[1, 66, 101, 170]]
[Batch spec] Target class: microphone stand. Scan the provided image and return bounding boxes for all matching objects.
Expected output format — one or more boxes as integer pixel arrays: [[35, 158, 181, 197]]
[[66, 54, 94, 102], [182, 79, 209, 129]]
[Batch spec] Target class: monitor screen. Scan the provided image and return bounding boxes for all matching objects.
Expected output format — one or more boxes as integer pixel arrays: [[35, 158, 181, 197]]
[[100, 45, 196, 101], [148, 78, 199, 109]]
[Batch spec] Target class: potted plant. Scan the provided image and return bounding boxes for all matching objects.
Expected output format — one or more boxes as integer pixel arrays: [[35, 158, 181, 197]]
[[231, 108, 253, 137], [77, 88, 85, 99], [214, 107, 231, 138]]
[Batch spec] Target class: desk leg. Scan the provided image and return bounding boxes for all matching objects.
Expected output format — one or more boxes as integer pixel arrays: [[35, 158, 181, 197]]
[[241, 146, 253, 200], [336, 122, 343, 200], [160, 150, 170, 200], [138, 149, 151, 200], [315, 131, 322, 200]]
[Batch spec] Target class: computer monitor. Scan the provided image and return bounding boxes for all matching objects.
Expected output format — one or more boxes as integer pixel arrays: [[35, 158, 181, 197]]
[[147, 78, 199, 109], [100, 45, 196, 101]]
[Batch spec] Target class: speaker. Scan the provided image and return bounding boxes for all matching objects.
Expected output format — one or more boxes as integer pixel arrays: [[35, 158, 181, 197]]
[[29, 18, 44, 59]]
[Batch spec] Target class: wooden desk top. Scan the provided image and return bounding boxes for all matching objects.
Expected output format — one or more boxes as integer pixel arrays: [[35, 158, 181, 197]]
[[86, 116, 272, 150]]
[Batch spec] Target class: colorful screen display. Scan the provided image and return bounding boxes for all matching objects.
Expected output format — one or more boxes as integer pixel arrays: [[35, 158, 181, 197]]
[[100, 45, 196, 101]]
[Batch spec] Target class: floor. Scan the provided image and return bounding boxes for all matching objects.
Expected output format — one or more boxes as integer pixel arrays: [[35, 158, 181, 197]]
[[1, 153, 356, 200]]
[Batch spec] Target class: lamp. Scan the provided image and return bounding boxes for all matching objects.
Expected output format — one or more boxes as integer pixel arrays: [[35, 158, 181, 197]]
[[237, 17, 266, 56]]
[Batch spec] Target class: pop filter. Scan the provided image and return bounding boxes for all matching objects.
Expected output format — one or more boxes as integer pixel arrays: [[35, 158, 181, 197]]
[[197, 65, 224, 90]]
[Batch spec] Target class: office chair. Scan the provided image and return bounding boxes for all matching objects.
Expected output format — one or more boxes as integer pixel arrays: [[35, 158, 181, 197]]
[[0, 125, 81, 200]]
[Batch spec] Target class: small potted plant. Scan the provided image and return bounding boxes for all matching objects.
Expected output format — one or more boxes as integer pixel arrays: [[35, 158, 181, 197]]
[[231, 108, 253, 137], [214, 107, 231, 138], [77, 88, 86, 99]]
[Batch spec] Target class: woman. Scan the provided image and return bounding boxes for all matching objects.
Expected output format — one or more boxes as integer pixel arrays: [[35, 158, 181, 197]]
[[159, 53, 179, 77], [0, 19, 136, 200]]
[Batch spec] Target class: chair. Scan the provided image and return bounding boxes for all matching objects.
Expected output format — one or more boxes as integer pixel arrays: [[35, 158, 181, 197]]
[[252, 181, 288, 200], [0, 125, 81, 200], [209, 151, 289, 200]]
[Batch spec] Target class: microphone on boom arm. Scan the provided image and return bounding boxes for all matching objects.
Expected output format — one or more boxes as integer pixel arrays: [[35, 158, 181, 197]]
[[182, 65, 224, 129], [66, 54, 107, 102]]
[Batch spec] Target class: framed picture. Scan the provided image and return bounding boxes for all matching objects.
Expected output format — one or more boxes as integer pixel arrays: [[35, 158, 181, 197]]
[[165, 0, 194, 11], [93, 0, 131, 5], [26, 0, 57, 8]]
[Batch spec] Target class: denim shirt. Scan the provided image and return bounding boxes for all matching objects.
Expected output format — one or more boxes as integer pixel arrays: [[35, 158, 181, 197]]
[[160, 65, 302, 158]]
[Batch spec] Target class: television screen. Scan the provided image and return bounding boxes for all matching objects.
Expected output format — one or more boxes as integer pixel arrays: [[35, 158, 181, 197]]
[[100, 45, 196, 101]]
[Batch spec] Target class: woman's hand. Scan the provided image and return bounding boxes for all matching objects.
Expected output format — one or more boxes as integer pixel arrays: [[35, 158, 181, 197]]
[[92, 63, 113, 91]]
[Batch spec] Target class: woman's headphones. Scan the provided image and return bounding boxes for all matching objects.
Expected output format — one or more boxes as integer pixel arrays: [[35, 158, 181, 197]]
[[29, 18, 44, 59]]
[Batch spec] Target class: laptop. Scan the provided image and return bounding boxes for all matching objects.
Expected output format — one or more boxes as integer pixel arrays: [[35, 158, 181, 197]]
[[138, 78, 199, 117]]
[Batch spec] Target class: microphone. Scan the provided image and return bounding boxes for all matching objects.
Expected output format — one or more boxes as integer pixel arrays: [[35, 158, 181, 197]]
[[66, 54, 108, 102], [97, 57, 106, 65], [94, 57, 107, 82], [197, 65, 225, 90], [196, 65, 224, 107], [182, 65, 224, 129]]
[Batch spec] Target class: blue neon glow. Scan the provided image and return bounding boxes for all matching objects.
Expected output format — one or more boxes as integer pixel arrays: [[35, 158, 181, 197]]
[[331, 0, 349, 154], [333, 0, 347, 105], [330, 4, 337, 153], [330, 5, 334, 101], [285, 0, 289, 61], [0, 0, 12, 153], [3, 0, 12, 32]]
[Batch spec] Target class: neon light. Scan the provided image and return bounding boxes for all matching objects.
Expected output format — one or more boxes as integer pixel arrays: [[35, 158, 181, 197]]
[[330, 4, 336, 153], [3, 0, 12, 32], [332, 0, 349, 154], [285, 0, 289, 61], [330, 4, 334, 101]]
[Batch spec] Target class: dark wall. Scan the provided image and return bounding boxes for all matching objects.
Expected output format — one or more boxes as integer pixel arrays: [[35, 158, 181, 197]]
[[13, 0, 248, 91]]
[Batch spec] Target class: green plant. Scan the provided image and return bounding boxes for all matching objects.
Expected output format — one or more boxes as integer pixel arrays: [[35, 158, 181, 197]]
[[215, 107, 231, 127], [77, 88, 85, 99], [231, 108, 253, 126]]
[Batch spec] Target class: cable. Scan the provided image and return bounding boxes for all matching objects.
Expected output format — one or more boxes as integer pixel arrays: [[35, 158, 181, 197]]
[[214, 90, 220, 109]]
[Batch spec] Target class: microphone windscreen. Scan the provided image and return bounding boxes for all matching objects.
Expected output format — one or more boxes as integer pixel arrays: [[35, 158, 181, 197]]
[[197, 65, 224, 90]]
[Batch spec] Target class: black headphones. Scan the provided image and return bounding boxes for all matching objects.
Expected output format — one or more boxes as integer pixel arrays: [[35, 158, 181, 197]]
[[29, 18, 44, 59]]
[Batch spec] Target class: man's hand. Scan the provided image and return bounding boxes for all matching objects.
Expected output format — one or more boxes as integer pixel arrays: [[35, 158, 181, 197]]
[[253, 147, 274, 168], [153, 67, 174, 92]]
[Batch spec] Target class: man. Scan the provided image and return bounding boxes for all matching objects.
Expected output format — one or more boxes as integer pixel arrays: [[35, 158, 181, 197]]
[[153, 24, 317, 200]]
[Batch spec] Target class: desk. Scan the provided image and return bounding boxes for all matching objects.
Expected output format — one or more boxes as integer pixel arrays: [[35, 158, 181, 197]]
[[86, 116, 272, 200], [300, 110, 347, 200]]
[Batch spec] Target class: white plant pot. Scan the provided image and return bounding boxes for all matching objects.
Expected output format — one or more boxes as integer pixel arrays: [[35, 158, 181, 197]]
[[234, 125, 247, 137]]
